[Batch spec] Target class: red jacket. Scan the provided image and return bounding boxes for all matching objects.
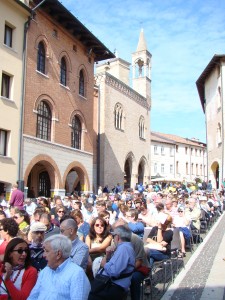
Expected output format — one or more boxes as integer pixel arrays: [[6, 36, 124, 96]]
[[0, 266, 37, 300]]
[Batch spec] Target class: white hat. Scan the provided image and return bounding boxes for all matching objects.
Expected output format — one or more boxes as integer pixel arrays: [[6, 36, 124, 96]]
[[30, 222, 47, 232]]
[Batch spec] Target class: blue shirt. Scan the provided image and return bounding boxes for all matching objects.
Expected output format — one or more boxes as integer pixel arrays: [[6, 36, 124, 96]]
[[70, 237, 89, 270], [128, 222, 145, 238], [102, 242, 135, 291], [28, 258, 90, 300], [78, 221, 90, 240]]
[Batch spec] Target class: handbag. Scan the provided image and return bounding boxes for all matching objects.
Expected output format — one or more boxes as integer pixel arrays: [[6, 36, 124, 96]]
[[91, 269, 112, 293], [90, 268, 134, 295]]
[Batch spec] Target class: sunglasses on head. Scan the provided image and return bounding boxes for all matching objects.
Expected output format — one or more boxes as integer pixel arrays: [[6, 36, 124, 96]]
[[12, 248, 29, 254]]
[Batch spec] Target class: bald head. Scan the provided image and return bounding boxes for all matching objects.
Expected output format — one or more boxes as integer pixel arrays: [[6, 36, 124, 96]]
[[61, 218, 78, 231], [60, 218, 78, 240]]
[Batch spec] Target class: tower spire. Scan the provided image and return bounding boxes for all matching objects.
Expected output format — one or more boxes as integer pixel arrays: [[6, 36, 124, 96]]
[[136, 28, 148, 52]]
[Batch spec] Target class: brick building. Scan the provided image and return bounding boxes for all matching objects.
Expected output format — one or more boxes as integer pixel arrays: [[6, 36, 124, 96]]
[[23, 0, 114, 197]]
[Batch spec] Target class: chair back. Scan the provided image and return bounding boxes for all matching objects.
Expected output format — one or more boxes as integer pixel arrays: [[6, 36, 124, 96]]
[[171, 228, 181, 251]]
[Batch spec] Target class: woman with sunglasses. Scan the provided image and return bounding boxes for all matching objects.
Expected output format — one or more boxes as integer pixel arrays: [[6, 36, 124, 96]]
[[13, 209, 30, 236], [0, 237, 37, 299], [85, 217, 112, 261], [53, 206, 66, 227]]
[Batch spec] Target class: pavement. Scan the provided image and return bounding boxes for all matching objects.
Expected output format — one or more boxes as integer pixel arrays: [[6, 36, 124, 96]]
[[161, 213, 225, 300]]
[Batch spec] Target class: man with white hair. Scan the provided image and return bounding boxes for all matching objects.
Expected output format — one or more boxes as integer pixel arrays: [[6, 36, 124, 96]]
[[88, 225, 135, 300], [28, 234, 90, 300]]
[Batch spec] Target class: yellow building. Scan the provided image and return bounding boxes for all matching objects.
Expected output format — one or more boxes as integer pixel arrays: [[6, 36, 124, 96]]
[[0, 0, 31, 197]]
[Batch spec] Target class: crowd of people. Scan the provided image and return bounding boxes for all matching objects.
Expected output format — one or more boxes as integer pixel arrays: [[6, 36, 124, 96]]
[[0, 180, 223, 300]]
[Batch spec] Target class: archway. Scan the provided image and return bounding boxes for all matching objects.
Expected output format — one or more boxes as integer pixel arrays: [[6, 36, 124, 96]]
[[63, 162, 90, 195], [138, 161, 144, 184], [211, 161, 219, 189], [26, 162, 54, 197], [124, 158, 132, 190], [24, 155, 61, 198]]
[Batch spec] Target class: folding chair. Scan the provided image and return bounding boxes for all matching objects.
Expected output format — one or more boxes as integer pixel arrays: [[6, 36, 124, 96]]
[[171, 228, 184, 274]]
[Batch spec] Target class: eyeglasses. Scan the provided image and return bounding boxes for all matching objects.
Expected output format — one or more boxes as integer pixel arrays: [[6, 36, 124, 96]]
[[95, 224, 104, 228], [33, 231, 45, 234], [12, 248, 29, 254], [60, 228, 72, 233], [178, 211, 183, 213], [58, 211, 64, 213], [13, 216, 19, 219]]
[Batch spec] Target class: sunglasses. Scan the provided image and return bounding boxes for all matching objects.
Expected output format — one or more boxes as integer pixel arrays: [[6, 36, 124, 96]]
[[12, 248, 29, 254], [13, 216, 19, 219], [33, 231, 45, 234], [95, 224, 103, 227], [58, 211, 64, 213], [178, 210, 183, 213]]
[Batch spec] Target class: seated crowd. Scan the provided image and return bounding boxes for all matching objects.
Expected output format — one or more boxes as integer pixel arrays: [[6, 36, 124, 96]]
[[0, 181, 223, 300]]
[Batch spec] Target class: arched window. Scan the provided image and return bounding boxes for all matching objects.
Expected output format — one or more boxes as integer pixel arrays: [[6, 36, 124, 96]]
[[139, 116, 145, 139], [71, 116, 81, 149], [217, 123, 222, 145], [79, 70, 85, 97], [36, 101, 51, 141], [60, 57, 67, 86], [114, 103, 123, 130], [37, 41, 45, 74]]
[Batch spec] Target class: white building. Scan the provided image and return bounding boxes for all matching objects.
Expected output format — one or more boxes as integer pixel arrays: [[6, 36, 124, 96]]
[[0, 0, 31, 198], [151, 132, 207, 183], [196, 54, 225, 189]]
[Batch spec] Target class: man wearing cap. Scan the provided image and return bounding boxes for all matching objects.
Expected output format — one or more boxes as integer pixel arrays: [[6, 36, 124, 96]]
[[29, 222, 48, 271]]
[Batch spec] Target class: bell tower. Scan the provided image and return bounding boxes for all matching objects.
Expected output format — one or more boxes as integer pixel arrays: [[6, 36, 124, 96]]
[[132, 29, 151, 104]]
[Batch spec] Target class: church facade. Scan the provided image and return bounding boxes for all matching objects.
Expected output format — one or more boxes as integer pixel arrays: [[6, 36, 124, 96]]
[[94, 30, 151, 191]]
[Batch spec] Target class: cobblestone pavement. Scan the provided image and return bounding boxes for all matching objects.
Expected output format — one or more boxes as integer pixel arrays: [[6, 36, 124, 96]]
[[128, 214, 225, 300], [169, 214, 225, 300]]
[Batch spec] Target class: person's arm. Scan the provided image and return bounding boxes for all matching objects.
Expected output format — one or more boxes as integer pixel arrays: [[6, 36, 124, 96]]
[[26, 271, 42, 300], [156, 224, 163, 243], [85, 235, 91, 249], [89, 235, 113, 254], [5, 267, 37, 300], [9, 192, 15, 206], [70, 267, 91, 300]]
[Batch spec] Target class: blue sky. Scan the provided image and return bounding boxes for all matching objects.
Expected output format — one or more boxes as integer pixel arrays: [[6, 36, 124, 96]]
[[61, 0, 225, 143]]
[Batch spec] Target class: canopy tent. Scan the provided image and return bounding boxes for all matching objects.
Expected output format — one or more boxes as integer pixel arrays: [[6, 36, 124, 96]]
[[150, 177, 183, 183]]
